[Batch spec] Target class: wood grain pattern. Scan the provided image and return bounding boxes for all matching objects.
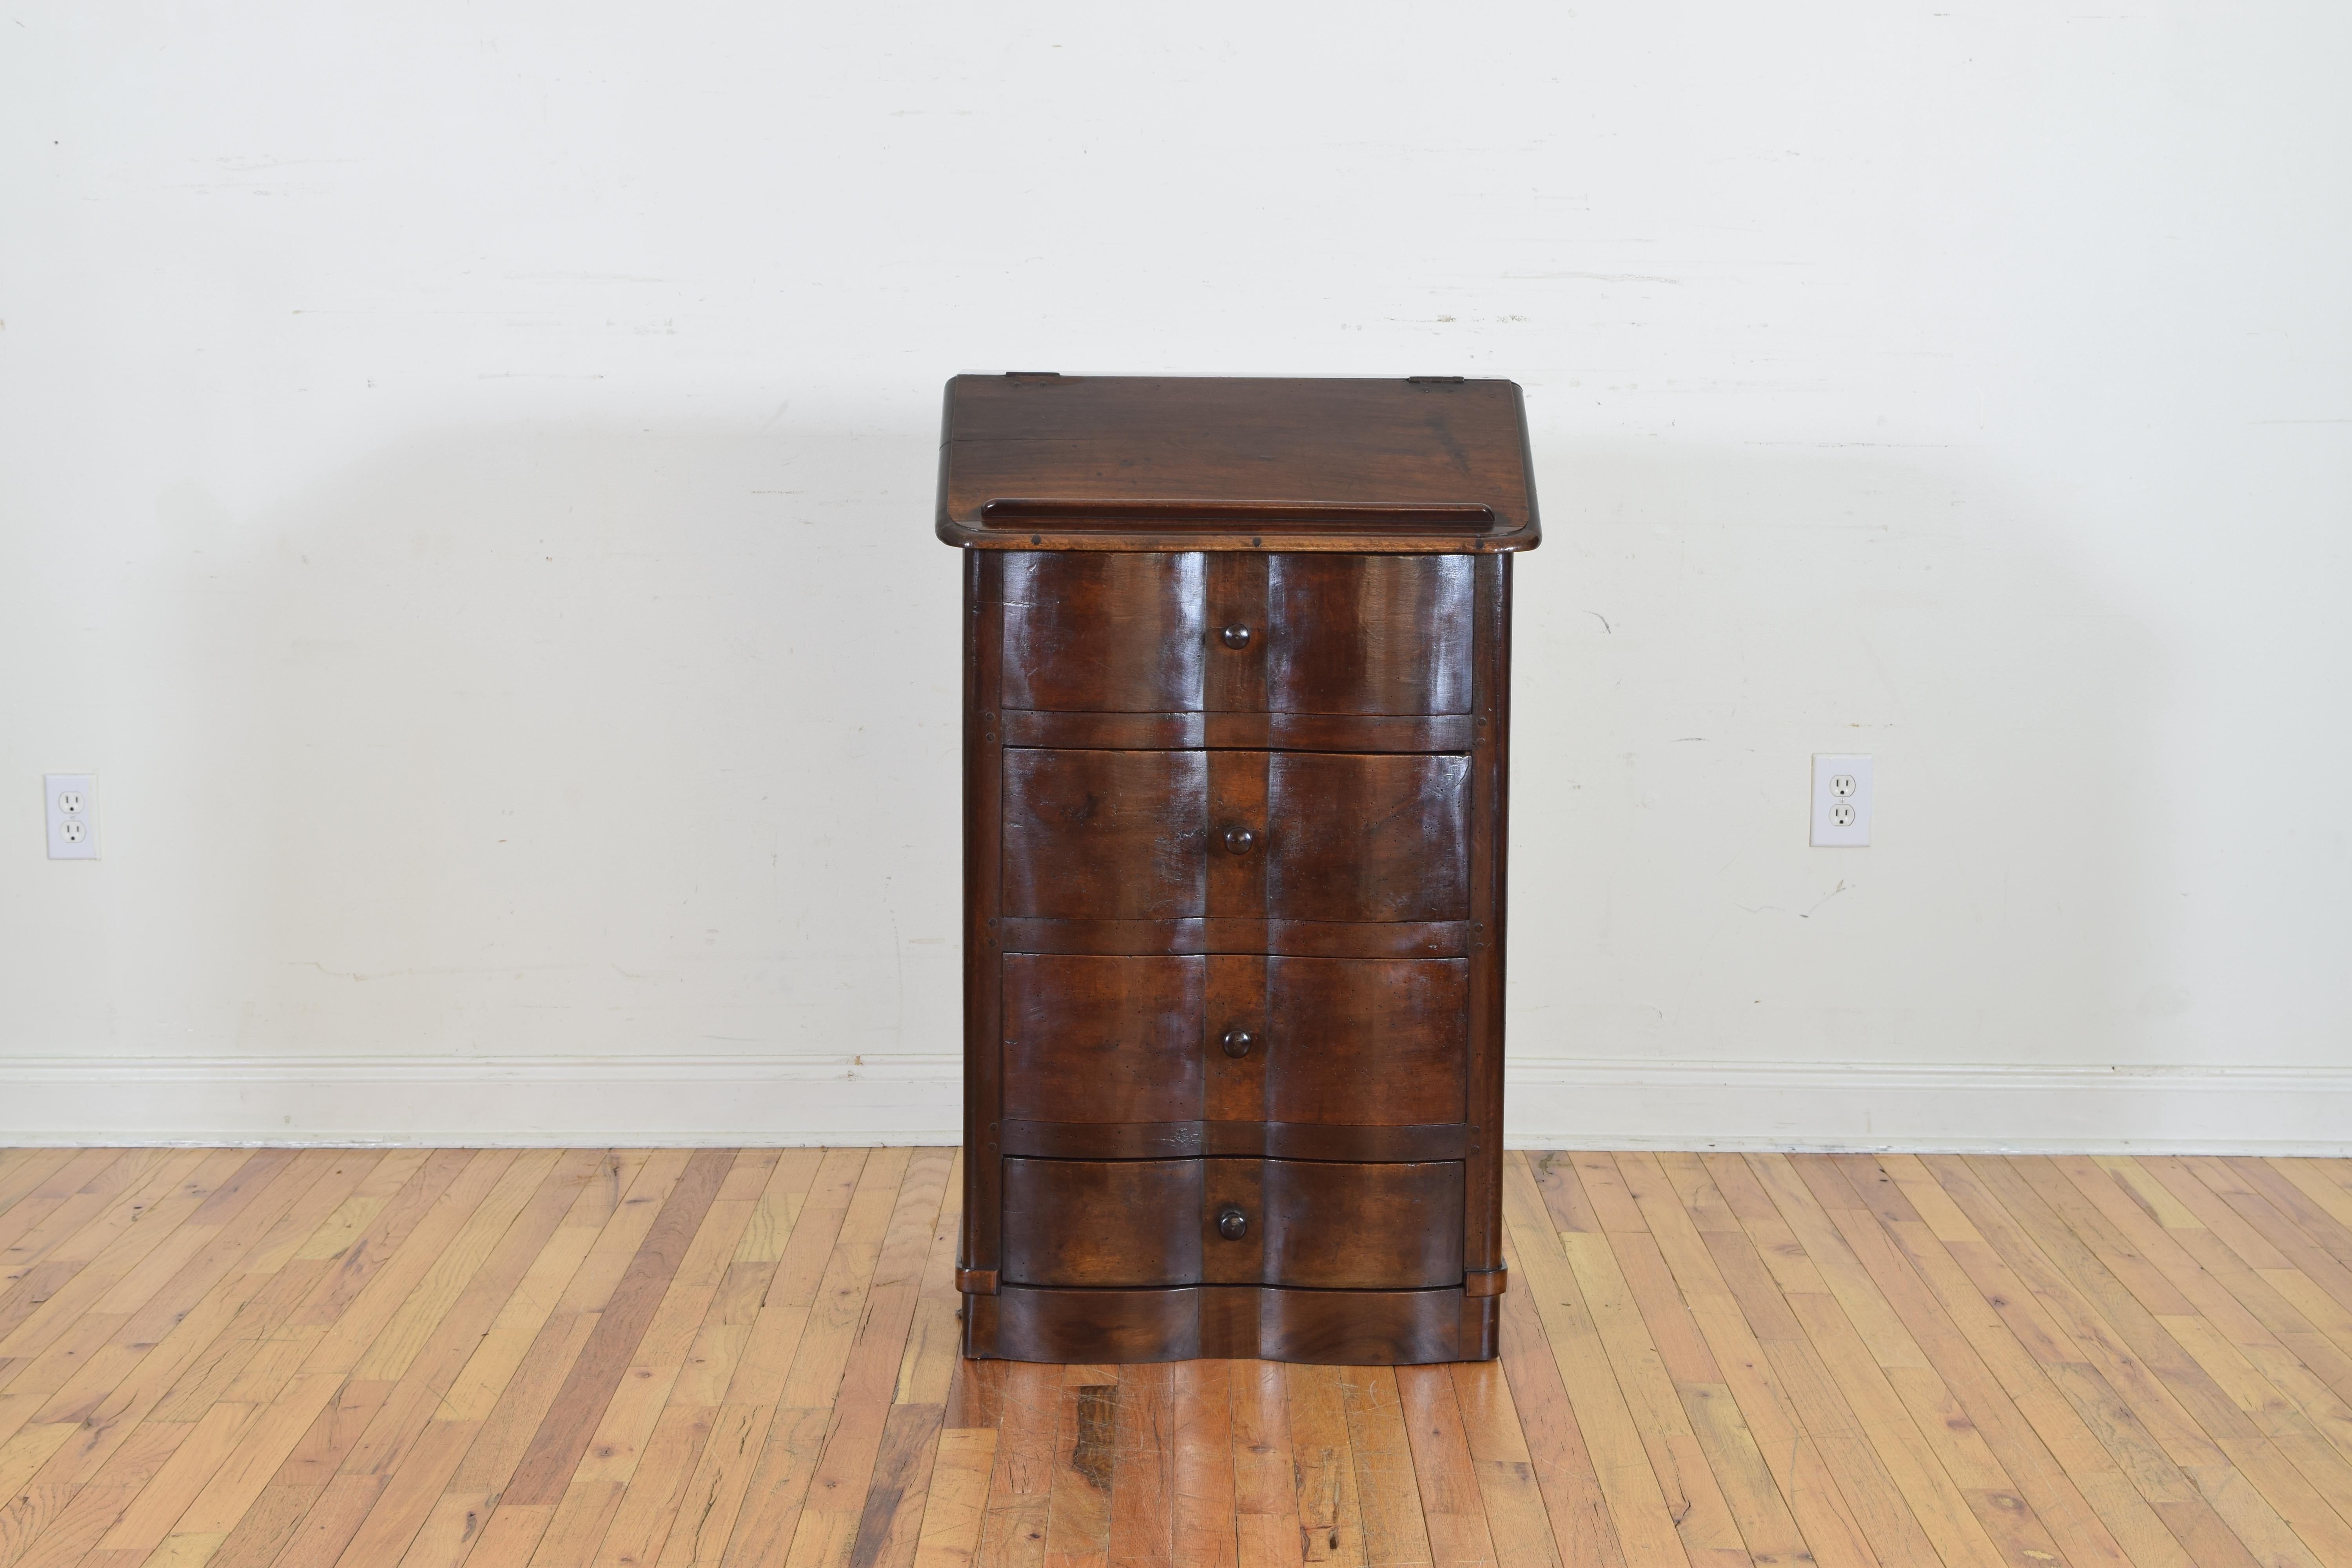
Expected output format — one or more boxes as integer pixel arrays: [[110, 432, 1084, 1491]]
[[1266, 555, 1475, 716], [1264, 753, 1470, 925], [999, 1160, 1462, 1292], [936, 375, 1541, 554], [1002, 554, 1205, 715], [1000, 750, 1206, 922], [3, 1146, 2351, 1565], [964, 410, 1517, 1368]]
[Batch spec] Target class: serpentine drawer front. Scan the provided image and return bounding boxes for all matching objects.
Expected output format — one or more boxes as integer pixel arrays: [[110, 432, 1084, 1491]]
[[1000, 1158, 1465, 1289], [938, 373, 1538, 1364]]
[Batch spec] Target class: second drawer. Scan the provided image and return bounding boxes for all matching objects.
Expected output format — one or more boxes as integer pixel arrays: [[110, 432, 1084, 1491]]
[[1001, 1157, 1463, 1290]]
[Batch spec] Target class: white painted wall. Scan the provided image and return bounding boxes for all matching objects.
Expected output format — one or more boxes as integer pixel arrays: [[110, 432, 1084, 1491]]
[[4, 2, 2347, 1149]]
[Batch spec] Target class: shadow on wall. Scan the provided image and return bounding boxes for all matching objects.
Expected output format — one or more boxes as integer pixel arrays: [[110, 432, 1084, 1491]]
[[1506, 440, 2173, 1075], [144, 423, 965, 1066]]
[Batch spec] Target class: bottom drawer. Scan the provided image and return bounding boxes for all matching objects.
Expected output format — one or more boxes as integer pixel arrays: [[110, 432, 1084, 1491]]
[[1001, 1156, 1462, 1290]]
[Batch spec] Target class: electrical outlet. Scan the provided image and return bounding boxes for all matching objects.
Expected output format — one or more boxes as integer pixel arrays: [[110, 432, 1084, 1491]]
[[1810, 755, 1871, 847], [46, 774, 98, 860]]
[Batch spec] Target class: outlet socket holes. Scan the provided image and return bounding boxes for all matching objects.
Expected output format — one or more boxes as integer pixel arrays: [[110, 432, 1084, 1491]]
[[45, 773, 98, 859], [1811, 755, 1871, 848]]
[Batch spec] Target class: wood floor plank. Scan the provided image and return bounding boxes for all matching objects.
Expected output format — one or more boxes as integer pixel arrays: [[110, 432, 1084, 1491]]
[[0, 1151, 159, 1307], [972, 1357, 1057, 1568], [898, 1150, 966, 1410], [712, 1406, 831, 1568], [1635, 1153, 1882, 1568], [1108, 1362, 1176, 1568], [1865, 1156, 2202, 1568], [1495, 1157, 1629, 1568], [1972, 1154, 2343, 1566], [7, 1146, 2352, 1568], [83, 1152, 495, 1559], [217, 1150, 597, 1568], [913, 1426, 996, 1568], [1930, 1155, 2316, 1568], [1396, 1365, 1498, 1568], [1285, 1363, 1367, 1568], [0, 1154, 74, 1233], [0, 1149, 222, 1358], [787, 1149, 948, 1544], [1041, 1370, 1113, 1568], [844, 1402, 945, 1568], [1817, 1156, 2137, 1568], [9, 1148, 342, 1520], [4, 1413, 189, 1568], [1445, 1357, 1561, 1568], [1170, 1361, 1239, 1568], [1229, 1360, 1302, 1568], [504, 1149, 733, 1507], [1737, 1155, 2014, 1568]]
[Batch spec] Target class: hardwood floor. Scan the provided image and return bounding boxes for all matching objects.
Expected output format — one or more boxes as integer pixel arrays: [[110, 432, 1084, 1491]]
[[1, 1148, 2349, 1565]]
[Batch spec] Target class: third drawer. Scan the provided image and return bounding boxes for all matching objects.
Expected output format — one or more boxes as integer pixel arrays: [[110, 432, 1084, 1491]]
[[1004, 954, 1467, 1127]]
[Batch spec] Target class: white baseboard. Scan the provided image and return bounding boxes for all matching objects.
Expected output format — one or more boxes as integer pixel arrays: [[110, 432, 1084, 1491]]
[[0, 1053, 2345, 1154], [1503, 1058, 2352, 1155], [0, 1054, 964, 1147]]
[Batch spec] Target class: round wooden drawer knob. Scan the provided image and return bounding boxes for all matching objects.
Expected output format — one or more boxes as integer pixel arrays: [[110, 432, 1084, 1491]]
[[1222, 827, 1256, 855], [1220, 624, 1253, 650], [1221, 1029, 1255, 1058], [1217, 1208, 1250, 1241]]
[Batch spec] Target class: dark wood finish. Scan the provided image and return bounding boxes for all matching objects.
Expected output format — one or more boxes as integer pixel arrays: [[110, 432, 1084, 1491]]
[[1002, 749, 1468, 930], [1000, 1158, 1461, 1292], [1267, 555, 1476, 714], [1001, 955, 1201, 1125], [996, 916, 1471, 958], [938, 376, 1540, 554], [1203, 551, 1269, 713], [1000, 749, 1205, 920], [1266, 753, 1471, 923], [999, 953, 1467, 1138], [946, 374, 1532, 1363], [1001, 553, 1469, 719], [961, 552, 1005, 1287], [1204, 953, 1264, 1126], [998, 1120, 1469, 1161], [1001, 1158, 1202, 1287], [1267, 958, 1468, 1126], [1465, 553, 1510, 1278], [1001, 553, 1204, 712], [1261, 1159, 1465, 1288], [972, 1286, 1492, 1365]]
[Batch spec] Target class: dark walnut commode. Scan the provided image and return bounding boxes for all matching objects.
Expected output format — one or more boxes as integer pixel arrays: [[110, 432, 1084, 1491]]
[[939, 374, 1538, 1364]]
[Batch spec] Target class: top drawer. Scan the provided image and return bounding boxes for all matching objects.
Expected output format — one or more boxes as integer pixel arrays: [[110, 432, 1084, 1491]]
[[1003, 553, 1474, 715]]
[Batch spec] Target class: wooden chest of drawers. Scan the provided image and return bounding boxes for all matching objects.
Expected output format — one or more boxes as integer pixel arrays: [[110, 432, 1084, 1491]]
[[938, 374, 1539, 1363]]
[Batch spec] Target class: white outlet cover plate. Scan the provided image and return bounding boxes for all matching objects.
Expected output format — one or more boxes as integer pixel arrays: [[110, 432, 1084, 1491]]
[[1810, 754, 1872, 848], [46, 773, 98, 859]]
